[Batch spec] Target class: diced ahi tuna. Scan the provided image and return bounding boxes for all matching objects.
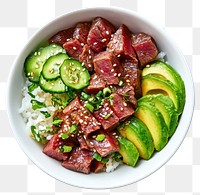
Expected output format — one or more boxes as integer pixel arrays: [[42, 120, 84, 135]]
[[62, 147, 93, 174], [110, 93, 134, 121], [122, 59, 142, 98], [63, 39, 83, 60], [107, 24, 138, 62], [115, 85, 137, 108], [87, 130, 119, 157], [91, 160, 105, 173], [43, 134, 69, 161], [73, 22, 91, 44], [93, 101, 119, 131], [87, 17, 115, 52], [79, 44, 94, 71], [94, 51, 120, 85], [132, 32, 158, 68], [49, 27, 75, 45], [77, 134, 90, 150], [63, 97, 100, 136], [85, 74, 106, 94]]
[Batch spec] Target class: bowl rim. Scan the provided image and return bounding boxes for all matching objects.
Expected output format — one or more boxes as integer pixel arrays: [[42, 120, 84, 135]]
[[6, 6, 195, 189]]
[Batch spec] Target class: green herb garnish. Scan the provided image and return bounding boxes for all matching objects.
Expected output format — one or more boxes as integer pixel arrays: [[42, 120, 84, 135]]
[[28, 83, 38, 92], [85, 102, 94, 112], [104, 113, 112, 119], [40, 111, 51, 118], [69, 125, 77, 133], [93, 153, 102, 161], [31, 100, 46, 110], [59, 145, 72, 153], [96, 134, 106, 142], [52, 118, 63, 126], [61, 133, 69, 140]]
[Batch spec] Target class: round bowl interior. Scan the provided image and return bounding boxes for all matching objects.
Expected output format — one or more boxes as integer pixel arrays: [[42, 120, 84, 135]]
[[6, 7, 194, 189]]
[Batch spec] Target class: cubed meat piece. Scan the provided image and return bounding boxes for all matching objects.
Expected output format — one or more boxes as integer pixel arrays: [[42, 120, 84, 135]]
[[43, 134, 69, 161], [85, 74, 106, 94], [87, 130, 119, 157], [49, 27, 74, 45], [77, 134, 90, 150], [63, 97, 101, 136], [63, 39, 83, 60], [94, 51, 120, 85], [132, 32, 158, 68], [93, 101, 119, 131], [107, 24, 138, 62], [62, 147, 93, 174], [115, 85, 137, 108], [79, 44, 94, 71], [110, 93, 134, 121], [122, 59, 142, 98], [73, 22, 91, 44], [87, 17, 115, 52], [91, 160, 105, 173]]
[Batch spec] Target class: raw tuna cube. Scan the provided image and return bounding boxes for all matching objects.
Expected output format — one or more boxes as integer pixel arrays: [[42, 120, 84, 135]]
[[107, 24, 138, 62], [79, 44, 94, 71], [87, 17, 115, 52], [87, 130, 119, 157], [85, 74, 106, 94], [91, 160, 105, 173], [115, 85, 137, 108], [63, 97, 82, 115], [110, 93, 134, 121], [63, 39, 83, 60], [62, 147, 93, 174], [49, 27, 75, 45], [77, 134, 90, 150], [43, 134, 69, 161], [93, 51, 120, 85], [122, 59, 142, 98], [132, 32, 158, 68], [73, 22, 91, 44], [93, 101, 119, 131]]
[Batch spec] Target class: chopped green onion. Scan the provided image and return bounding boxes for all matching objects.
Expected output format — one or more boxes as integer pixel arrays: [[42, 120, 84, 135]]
[[96, 90, 103, 98], [109, 94, 114, 106], [103, 87, 111, 97], [104, 113, 112, 119], [81, 92, 90, 100], [111, 152, 122, 162], [85, 102, 94, 112], [31, 125, 47, 144], [61, 133, 69, 139], [93, 153, 102, 161], [102, 158, 109, 164], [59, 145, 72, 153], [40, 111, 51, 118], [28, 83, 38, 92], [31, 100, 46, 110], [69, 125, 77, 133], [28, 92, 35, 98], [52, 119, 63, 126], [118, 80, 124, 86], [96, 134, 106, 142]]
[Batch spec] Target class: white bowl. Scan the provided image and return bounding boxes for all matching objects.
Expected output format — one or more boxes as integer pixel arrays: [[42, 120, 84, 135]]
[[6, 7, 195, 189]]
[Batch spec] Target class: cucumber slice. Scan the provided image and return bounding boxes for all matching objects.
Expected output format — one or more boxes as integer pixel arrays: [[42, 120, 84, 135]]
[[42, 53, 69, 80], [39, 75, 66, 93], [24, 44, 66, 83], [60, 59, 90, 90]]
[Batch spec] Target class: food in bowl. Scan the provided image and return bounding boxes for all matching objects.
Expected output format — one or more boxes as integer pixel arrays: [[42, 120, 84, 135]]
[[19, 16, 185, 174]]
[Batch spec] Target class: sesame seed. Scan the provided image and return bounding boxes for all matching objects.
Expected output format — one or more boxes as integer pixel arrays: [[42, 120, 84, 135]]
[[146, 64, 150, 68], [92, 135, 96, 138], [105, 107, 109, 111], [38, 52, 41, 56], [34, 52, 37, 56], [76, 35, 79, 39], [81, 43, 84, 46], [111, 34, 114, 37], [90, 141, 94, 145], [27, 72, 31, 76], [114, 73, 117, 76], [101, 69, 104, 73], [113, 63, 117, 67], [118, 73, 121, 77], [123, 102, 127, 107], [88, 64, 92, 68], [120, 107, 124, 111], [93, 149, 97, 152], [88, 49, 91, 54], [88, 55, 92, 59], [106, 31, 109, 35], [117, 54, 121, 57], [52, 45, 57, 48], [112, 132, 116, 135], [126, 79, 131, 83], [93, 42, 97, 45], [71, 134, 75, 137], [73, 46, 77, 50], [110, 110, 113, 114], [30, 72, 34, 77], [115, 135, 119, 138], [66, 38, 70, 41], [125, 74, 129, 78], [101, 38, 107, 42], [79, 119, 83, 123], [111, 69, 114, 72]]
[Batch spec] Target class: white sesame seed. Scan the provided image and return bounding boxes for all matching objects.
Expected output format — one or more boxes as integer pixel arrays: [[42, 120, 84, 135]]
[[120, 107, 124, 111], [105, 107, 109, 111], [106, 31, 109, 35], [88, 55, 92, 59], [88, 64, 92, 68], [123, 102, 127, 107], [113, 63, 117, 67], [90, 141, 94, 145], [73, 46, 77, 50], [88, 49, 91, 54], [76, 35, 79, 39], [101, 38, 107, 42], [93, 42, 97, 45], [118, 73, 121, 77], [100, 69, 104, 73], [66, 38, 70, 41], [79, 119, 83, 123], [114, 73, 117, 76], [52, 45, 57, 48], [117, 54, 121, 57], [111, 34, 114, 37], [112, 132, 116, 135], [126, 79, 131, 83]]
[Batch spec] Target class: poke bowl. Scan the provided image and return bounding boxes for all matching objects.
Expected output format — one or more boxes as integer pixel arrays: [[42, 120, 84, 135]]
[[6, 7, 194, 189]]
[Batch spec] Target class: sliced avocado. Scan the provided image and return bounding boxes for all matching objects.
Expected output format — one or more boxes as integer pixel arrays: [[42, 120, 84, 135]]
[[142, 74, 183, 114], [134, 101, 168, 151], [118, 117, 154, 160], [142, 61, 185, 110], [139, 94, 178, 137], [118, 136, 139, 167]]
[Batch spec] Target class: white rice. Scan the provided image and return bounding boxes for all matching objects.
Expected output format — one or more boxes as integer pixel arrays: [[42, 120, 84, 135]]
[[155, 51, 166, 61], [106, 157, 122, 173], [19, 79, 57, 139]]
